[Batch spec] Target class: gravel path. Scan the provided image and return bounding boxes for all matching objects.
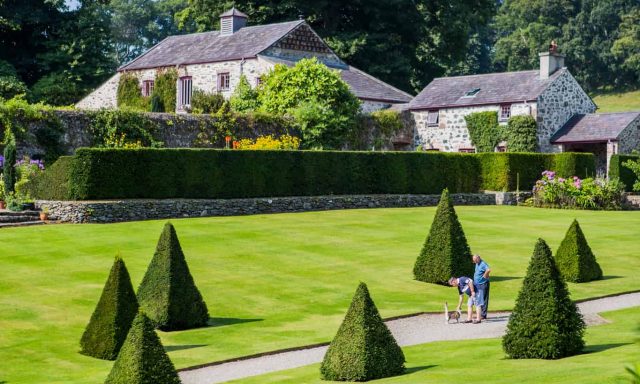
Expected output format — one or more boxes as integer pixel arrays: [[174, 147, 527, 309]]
[[178, 292, 640, 384]]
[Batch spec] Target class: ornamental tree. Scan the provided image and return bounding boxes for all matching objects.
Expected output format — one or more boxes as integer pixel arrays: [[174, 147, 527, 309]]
[[104, 312, 181, 384], [320, 282, 405, 381], [555, 219, 602, 283], [137, 222, 209, 331], [80, 256, 139, 360], [503, 238, 585, 359], [413, 189, 474, 284]]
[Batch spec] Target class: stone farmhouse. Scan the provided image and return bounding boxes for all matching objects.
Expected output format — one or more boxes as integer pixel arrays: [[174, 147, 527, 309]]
[[77, 8, 412, 113], [408, 46, 640, 172]]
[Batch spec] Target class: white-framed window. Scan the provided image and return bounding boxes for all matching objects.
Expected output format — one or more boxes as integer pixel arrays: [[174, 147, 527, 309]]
[[217, 72, 230, 91], [255, 77, 263, 87], [500, 104, 511, 121], [141, 80, 154, 97], [427, 110, 439, 127], [179, 76, 192, 108]]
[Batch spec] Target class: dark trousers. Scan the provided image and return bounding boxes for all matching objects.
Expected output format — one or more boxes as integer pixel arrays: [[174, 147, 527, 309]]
[[481, 281, 490, 318]]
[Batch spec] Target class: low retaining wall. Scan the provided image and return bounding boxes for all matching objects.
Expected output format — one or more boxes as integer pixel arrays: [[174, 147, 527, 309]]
[[36, 192, 528, 224]]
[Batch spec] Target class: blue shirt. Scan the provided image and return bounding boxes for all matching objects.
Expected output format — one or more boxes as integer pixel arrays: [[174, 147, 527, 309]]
[[457, 276, 474, 296], [475, 260, 490, 285]]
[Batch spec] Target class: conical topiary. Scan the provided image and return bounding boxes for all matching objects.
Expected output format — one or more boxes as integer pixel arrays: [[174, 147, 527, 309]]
[[502, 238, 585, 359], [80, 256, 139, 360], [413, 189, 474, 284], [320, 282, 405, 381], [137, 222, 209, 331], [555, 219, 603, 283], [105, 312, 181, 384]]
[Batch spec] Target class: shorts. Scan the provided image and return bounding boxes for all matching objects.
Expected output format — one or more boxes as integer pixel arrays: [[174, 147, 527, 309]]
[[467, 295, 476, 307]]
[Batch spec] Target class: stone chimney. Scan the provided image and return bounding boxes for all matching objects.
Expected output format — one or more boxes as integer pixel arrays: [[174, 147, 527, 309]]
[[220, 8, 248, 36], [539, 40, 565, 79]]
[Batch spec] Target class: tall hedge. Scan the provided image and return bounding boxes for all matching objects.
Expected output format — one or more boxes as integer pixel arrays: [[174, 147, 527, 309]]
[[464, 111, 501, 152], [80, 256, 139, 360], [137, 222, 209, 331], [610, 154, 640, 191], [2, 135, 16, 194], [152, 69, 178, 113], [413, 189, 474, 284], [502, 238, 585, 359], [320, 282, 405, 381], [117, 73, 146, 110], [33, 149, 594, 201], [555, 220, 602, 283], [105, 312, 181, 384], [505, 115, 538, 152]]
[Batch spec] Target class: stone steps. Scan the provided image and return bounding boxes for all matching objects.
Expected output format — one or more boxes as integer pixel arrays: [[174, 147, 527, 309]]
[[0, 221, 46, 229], [0, 209, 43, 228]]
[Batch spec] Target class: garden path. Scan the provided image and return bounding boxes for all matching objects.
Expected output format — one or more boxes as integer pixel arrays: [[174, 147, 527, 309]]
[[178, 291, 640, 384]]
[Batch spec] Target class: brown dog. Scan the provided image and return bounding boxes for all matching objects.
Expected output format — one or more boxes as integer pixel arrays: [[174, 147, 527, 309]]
[[445, 302, 461, 324]]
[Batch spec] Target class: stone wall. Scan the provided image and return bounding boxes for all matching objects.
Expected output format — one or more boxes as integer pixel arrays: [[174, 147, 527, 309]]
[[37, 192, 510, 223], [617, 115, 640, 154], [536, 70, 596, 152], [76, 73, 121, 110], [412, 102, 537, 152]]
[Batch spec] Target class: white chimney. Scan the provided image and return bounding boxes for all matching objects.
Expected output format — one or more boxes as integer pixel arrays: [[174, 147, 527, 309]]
[[539, 40, 565, 79], [220, 8, 248, 36]]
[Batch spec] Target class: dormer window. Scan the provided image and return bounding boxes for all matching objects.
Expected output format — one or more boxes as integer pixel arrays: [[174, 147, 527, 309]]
[[427, 110, 439, 127], [463, 88, 481, 97]]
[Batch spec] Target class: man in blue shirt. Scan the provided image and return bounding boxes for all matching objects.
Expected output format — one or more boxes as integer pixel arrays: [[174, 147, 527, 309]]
[[448, 276, 480, 323], [473, 254, 491, 320]]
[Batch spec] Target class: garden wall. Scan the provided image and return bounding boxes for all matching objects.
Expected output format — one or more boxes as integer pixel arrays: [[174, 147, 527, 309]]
[[27, 149, 595, 200]]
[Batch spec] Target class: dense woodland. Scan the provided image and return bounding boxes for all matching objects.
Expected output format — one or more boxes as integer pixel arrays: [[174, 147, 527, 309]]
[[0, 0, 639, 105]]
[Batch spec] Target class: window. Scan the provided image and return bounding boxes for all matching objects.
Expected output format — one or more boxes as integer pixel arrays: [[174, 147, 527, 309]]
[[217, 72, 230, 91], [141, 80, 154, 97], [458, 148, 476, 153], [255, 77, 263, 87], [500, 105, 511, 121], [463, 88, 481, 97], [179, 76, 192, 108], [497, 145, 507, 152], [427, 110, 439, 127]]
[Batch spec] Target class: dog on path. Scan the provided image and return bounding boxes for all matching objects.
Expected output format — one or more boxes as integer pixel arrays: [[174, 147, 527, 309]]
[[445, 302, 461, 324]]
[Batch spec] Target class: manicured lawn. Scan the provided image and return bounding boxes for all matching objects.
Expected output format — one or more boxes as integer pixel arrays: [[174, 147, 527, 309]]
[[592, 89, 640, 113], [230, 306, 640, 384], [0, 206, 638, 383]]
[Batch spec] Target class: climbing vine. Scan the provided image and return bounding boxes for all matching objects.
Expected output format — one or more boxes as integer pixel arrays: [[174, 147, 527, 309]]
[[505, 115, 538, 152], [464, 111, 502, 152]]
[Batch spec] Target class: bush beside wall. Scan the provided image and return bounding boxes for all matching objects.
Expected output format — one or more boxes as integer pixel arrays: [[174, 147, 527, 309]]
[[609, 154, 640, 191]]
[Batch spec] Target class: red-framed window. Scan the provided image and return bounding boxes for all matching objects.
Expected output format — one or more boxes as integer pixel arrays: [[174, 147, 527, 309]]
[[217, 72, 230, 91], [179, 76, 192, 108], [141, 80, 154, 97], [500, 104, 511, 121]]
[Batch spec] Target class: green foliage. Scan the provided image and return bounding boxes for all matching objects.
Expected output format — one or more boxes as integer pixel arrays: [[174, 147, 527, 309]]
[[23, 156, 73, 200], [193, 101, 237, 147], [0, 76, 28, 100], [152, 69, 178, 113], [622, 158, 640, 192], [506, 115, 538, 152], [612, 8, 640, 76], [80, 256, 139, 360], [137, 222, 209, 331], [610, 154, 640, 191], [502, 238, 585, 359], [87, 109, 163, 148], [117, 73, 148, 110], [190, 90, 225, 114], [464, 111, 501, 152], [29, 72, 79, 106], [2, 135, 16, 194], [413, 189, 474, 284], [555, 220, 603, 282], [258, 58, 360, 149], [150, 94, 163, 113], [104, 312, 181, 384], [320, 282, 405, 381], [230, 75, 259, 112]]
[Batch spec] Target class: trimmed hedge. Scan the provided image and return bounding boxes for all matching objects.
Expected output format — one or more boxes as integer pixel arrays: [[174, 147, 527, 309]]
[[609, 154, 640, 191], [24, 156, 73, 200], [32, 149, 596, 200], [320, 282, 405, 381], [555, 220, 602, 283]]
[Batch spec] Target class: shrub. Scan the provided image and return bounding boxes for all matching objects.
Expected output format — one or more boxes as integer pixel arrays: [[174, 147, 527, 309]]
[[235, 134, 300, 150], [117, 73, 147, 110], [413, 189, 474, 284], [191, 90, 225, 114], [80, 256, 139, 360], [464, 111, 501, 152], [87, 109, 163, 148], [320, 282, 405, 381], [531, 171, 625, 210], [555, 220, 603, 283], [230, 74, 259, 112], [137, 222, 209, 331], [152, 69, 178, 113], [502, 238, 585, 359], [505, 115, 537, 152], [150, 94, 163, 113], [3, 135, 16, 194], [29, 72, 79, 106], [104, 312, 181, 384], [0, 76, 28, 100], [23, 156, 73, 200], [623, 158, 640, 192]]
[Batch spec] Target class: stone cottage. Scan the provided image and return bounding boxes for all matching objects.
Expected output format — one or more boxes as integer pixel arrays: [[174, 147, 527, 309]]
[[76, 8, 412, 113]]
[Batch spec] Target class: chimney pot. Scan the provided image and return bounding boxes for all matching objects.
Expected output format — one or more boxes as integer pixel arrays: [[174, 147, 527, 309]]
[[539, 41, 565, 79]]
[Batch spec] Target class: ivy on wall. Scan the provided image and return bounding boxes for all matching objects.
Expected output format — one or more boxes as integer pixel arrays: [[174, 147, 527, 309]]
[[505, 115, 538, 152], [464, 111, 501, 153], [116, 73, 149, 111], [152, 69, 177, 113], [86, 109, 163, 148]]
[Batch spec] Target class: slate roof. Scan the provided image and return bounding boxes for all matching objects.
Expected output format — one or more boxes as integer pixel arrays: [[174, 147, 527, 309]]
[[220, 8, 248, 18], [409, 69, 566, 110], [551, 112, 640, 143], [260, 56, 413, 103], [119, 20, 304, 71]]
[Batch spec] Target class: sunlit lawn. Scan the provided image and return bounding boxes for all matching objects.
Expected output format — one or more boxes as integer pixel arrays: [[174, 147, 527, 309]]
[[0, 206, 638, 383], [592, 89, 640, 113]]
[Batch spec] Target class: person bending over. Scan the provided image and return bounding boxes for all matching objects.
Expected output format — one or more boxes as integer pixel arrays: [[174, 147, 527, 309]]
[[448, 276, 481, 323]]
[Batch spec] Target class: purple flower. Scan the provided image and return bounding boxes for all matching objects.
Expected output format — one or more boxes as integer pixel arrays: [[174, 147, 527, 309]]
[[559, 178, 565, 183]]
